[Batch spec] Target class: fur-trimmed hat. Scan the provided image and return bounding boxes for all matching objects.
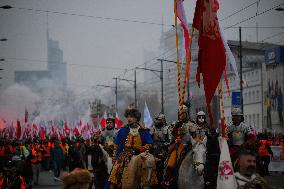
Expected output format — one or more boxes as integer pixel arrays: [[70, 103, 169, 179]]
[[62, 168, 92, 189], [124, 108, 141, 122]]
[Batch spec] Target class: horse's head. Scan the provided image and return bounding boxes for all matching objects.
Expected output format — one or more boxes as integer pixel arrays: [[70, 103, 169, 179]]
[[138, 151, 157, 186], [190, 135, 207, 176]]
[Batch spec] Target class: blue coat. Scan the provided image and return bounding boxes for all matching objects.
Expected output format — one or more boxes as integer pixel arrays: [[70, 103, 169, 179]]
[[114, 127, 152, 160]]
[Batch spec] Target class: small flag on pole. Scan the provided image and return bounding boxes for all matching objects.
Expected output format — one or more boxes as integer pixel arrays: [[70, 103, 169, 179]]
[[100, 111, 107, 130], [217, 137, 237, 189], [144, 102, 153, 129], [114, 112, 123, 129], [25, 108, 28, 123]]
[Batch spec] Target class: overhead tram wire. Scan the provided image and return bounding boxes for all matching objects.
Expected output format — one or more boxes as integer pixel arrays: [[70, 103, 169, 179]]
[[4, 5, 172, 27], [220, 0, 260, 22], [75, 48, 177, 99], [225, 2, 284, 30], [260, 31, 284, 42], [0, 56, 125, 71]]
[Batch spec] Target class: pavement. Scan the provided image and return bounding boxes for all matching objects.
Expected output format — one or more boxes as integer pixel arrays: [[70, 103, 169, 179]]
[[33, 169, 284, 189], [33, 170, 63, 189]]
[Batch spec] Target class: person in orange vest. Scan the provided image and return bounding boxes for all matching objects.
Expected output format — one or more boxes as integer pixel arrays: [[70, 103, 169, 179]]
[[258, 139, 273, 176], [42, 141, 51, 171], [0, 160, 26, 189], [60, 138, 69, 170], [31, 143, 42, 185]]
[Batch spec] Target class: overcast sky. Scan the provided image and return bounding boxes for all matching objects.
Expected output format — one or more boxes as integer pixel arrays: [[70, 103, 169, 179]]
[[0, 0, 283, 93]]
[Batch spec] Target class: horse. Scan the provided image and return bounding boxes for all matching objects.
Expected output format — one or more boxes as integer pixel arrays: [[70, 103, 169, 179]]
[[90, 143, 112, 189], [178, 136, 207, 189], [121, 151, 158, 189]]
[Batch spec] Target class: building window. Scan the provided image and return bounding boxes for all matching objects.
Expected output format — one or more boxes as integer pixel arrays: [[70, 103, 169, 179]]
[[249, 115, 251, 126], [252, 91, 255, 103], [256, 90, 259, 101], [253, 114, 256, 127], [248, 91, 251, 103], [257, 114, 260, 128]]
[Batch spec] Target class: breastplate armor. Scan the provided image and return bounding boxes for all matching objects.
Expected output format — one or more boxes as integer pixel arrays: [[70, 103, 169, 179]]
[[153, 127, 168, 143]]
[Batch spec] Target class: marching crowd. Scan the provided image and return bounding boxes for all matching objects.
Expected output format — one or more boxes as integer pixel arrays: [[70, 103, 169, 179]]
[[0, 105, 283, 189]]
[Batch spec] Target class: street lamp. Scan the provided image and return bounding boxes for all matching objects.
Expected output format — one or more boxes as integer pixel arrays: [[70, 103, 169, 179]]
[[0, 5, 13, 9], [275, 7, 284, 11]]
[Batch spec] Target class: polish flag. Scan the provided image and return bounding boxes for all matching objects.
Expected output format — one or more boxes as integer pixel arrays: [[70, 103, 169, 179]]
[[63, 121, 70, 136], [16, 120, 21, 139], [114, 112, 123, 129], [176, 0, 191, 79], [100, 111, 107, 130]]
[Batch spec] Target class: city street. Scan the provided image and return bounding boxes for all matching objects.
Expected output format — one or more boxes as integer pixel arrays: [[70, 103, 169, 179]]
[[34, 170, 62, 189], [33, 170, 284, 189]]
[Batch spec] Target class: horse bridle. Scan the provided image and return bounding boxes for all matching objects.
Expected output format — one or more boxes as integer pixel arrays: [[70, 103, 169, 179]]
[[190, 142, 206, 176]]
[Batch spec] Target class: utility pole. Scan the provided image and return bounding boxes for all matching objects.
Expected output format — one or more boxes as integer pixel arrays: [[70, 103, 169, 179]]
[[113, 76, 136, 108], [134, 69, 137, 108], [239, 26, 244, 113], [114, 78, 118, 112], [160, 59, 164, 113]]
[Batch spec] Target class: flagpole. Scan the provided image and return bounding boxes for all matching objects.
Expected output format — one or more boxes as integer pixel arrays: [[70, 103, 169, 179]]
[[239, 26, 244, 114]]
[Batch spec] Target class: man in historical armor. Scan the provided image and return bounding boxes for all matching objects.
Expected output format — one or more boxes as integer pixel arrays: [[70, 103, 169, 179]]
[[235, 148, 268, 189], [101, 118, 117, 146], [162, 105, 193, 187], [109, 108, 156, 189], [194, 111, 220, 189], [151, 113, 170, 187], [228, 108, 256, 164]]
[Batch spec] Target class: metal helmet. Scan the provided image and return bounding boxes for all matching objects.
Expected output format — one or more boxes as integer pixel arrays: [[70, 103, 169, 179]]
[[197, 111, 206, 116], [231, 107, 243, 116], [155, 113, 166, 121]]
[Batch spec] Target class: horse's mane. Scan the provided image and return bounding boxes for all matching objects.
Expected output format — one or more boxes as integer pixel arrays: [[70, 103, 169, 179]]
[[99, 144, 113, 174], [122, 152, 157, 189]]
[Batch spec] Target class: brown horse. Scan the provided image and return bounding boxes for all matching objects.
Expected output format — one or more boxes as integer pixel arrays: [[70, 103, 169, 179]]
[[121, 151, 158, 189]]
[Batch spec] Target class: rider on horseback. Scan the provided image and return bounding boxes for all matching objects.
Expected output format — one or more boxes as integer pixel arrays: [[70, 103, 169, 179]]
[[109, 107, 155, 189], [101, 117, 117, 146], [228, 108, 256, 167], [163, 105, 194, 186], [195, 111, 220, 189], [151, 113, 170, 187]]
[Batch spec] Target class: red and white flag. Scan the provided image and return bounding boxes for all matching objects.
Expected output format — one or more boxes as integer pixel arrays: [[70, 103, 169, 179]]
[[16, 120, 21, 139], [193, 0, 226, 126], [176, 0, 191, 79], [63, 121, 70, 137], [24, 108, 28, 123], [114, 112, 123, 129], [100, 111, 107, 130]]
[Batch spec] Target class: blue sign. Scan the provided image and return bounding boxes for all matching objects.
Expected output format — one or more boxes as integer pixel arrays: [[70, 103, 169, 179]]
[[265, 46, 284, 65], [232, 91, 241, 106]]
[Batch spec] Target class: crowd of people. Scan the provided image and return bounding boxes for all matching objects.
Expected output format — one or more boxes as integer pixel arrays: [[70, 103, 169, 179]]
[[0, 105, 283, 189]]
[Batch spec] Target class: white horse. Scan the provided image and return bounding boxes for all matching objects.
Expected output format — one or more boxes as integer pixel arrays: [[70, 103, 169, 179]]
[[178, 136, 207, 189]]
